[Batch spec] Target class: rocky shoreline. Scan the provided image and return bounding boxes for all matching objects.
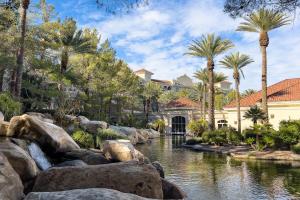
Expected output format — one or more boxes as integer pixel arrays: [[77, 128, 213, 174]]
[[182, 144, 300, 162], [0, 113, 186, 200]]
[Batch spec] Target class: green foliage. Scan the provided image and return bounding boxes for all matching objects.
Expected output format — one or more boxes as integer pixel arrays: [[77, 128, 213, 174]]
[[244, 105, 266, 124], [151, 119, 165, 134], [0, 92, 21, 120], [291, 143, 300, 154], [186, 137, 202, 145], [187, 119, 208, 137], [202, 127, 241, 145], [97, 129, 127, 140], [72, 130, 94, 148], [277, 120, 300, 147]]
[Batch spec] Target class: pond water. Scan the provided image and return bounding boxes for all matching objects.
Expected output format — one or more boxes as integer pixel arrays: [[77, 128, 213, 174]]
[[136, 136, 300, 200]]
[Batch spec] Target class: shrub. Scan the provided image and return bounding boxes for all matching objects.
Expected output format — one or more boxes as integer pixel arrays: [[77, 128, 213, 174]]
[[72, 130, 94, 148], [187, 119, 208, 137], [291, 143, 300, 154], [277, 120, 300, 148], [0, 92, 21, 120], [97, 129, 127, 141], [186, 137, 202, 145], [151, 119, 165, 133], [202, 127, 241, 146]]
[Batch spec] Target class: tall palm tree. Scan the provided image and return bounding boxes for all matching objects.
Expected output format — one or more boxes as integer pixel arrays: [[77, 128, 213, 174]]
[[187, 34, 233, 130], [13, 0, 30, 98], [194, 69, 227, 119], [237, 8, 290, 121], [220, 52, 254, 133], [51, 19, 96, 73]]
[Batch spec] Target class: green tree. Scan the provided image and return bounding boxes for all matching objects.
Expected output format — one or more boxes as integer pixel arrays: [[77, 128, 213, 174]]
[[186, 34, 233, 130], [237, 9, 290, 121], [194, 68, 227, 118], [142, 82, 162, 122], [242, 89, 257, 97], [220, 52, 253, 133]]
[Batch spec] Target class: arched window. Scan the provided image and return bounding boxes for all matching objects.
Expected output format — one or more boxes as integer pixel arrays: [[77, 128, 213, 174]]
[[217, 120, 228, 129], [172, 116, 186, 134]]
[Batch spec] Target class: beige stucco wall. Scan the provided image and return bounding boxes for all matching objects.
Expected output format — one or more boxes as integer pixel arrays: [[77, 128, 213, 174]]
[[161, 101, 300, 134]]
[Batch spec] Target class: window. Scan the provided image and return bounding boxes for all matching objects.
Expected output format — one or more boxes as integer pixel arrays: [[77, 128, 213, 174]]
[[172, 116, 186, 133], [217, 120, 228, 129]]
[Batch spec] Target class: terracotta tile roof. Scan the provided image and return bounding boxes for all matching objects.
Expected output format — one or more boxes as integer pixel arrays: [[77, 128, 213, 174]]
[[225, 78, 300, 108], [151, 79, 172, 85], [166, 97, 201, 108]]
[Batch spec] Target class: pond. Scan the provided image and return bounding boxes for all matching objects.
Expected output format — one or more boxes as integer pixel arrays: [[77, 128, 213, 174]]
[[136, 136, 300, 200]]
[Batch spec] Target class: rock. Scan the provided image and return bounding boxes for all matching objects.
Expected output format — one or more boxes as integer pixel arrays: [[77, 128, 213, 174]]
[[0, 111, 4, 121], [0, 121, 9, 136], [26, 112, 54, 124], [32, 161, 163, 199], [78, 116, 108, 134], [109, 126, 147, 145], [147, 129, 161, 138], [0, 139, 39, 183], [0, 152, 24, 200], [7, 114, 80, 153], [62, 149, 110, 165], [162, 179, 187, 200], [24, 188, 150, 200], [152, 161, 165, 178], [103, 140, 147, 162], [55, 160, 87, 167]]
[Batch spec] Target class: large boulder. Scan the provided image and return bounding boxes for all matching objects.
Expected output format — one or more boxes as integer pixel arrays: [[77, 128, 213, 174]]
[[78, 116, 108, 134], [0, 139, 39, 183], [0, 111, 4, 121], [0, 152, 24, 200], [103, 140, 147, 162], [109, 126, 148, 144], [0, 121, 9, 136], [7, 114, 79, 153], [26, 112, 54, 124], [32, 161, 163, 199], [152, 161, 165, 178], [61, 149, 110, 165], [24, 188, 150, 200], [162, 179, 187, 199], [55, 160, 87, 167]]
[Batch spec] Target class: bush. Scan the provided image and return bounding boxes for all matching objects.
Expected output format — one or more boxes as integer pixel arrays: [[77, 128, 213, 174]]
[[97, 129, 127, 141], [0, 92, 21, 120], [151, 119, 165, 133], [72, 130, 94, 148], [201, 127, 241, 146], [187, 119, 208, 137], [292, 143, 300, 154], [277, 120, 300, 148], [186, 137, 202, 145]]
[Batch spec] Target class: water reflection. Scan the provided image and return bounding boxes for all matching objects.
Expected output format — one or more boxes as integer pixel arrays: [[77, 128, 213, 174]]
[[136, 136, 300, 200]]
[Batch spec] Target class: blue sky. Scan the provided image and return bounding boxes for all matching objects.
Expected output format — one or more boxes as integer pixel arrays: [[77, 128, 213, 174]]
[[34, 0, 300, 91]]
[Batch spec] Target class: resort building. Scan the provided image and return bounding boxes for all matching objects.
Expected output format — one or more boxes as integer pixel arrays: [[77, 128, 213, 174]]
[[157, 78, 300, 134]]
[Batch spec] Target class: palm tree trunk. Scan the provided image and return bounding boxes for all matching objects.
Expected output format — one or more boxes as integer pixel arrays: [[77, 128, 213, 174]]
[[15, 0, 30, 98], [207, 60, 215, 130], [61, 49, 69, 74], [260, 31, 269, 122], [234, 78, 241, 133], [202, 84, 206, 119], [0, 69, 4, 92]]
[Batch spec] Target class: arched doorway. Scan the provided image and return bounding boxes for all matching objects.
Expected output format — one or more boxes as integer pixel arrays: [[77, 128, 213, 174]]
[[172, 116, 186, 134]]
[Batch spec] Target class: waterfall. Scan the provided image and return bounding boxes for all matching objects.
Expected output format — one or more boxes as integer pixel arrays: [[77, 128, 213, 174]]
[[28, 142, 52, 170]]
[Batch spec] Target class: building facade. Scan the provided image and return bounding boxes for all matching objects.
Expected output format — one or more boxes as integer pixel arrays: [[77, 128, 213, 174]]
[[155, 78, 300, 134]]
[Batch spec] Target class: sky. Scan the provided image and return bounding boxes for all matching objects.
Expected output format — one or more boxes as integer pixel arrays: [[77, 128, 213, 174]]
[[40, 0, 300, 91]]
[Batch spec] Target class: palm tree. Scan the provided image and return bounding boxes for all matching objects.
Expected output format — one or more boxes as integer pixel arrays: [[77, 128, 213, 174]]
[[244, 105, 267, 148], [142, 82, 162, 122], [242, 89, 257, 97], [187, 34, 233, 130], [13, 0, 30, 98], [52, 18, 96, 73], [237, 8, 290, 121], [220, 52, 254, 133], [194, 68, 228, 121]]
